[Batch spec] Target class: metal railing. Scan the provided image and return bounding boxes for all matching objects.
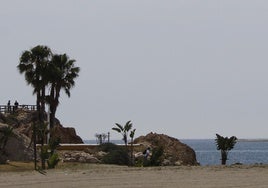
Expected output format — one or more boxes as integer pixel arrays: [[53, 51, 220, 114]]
[[0, 104, 37, 114]]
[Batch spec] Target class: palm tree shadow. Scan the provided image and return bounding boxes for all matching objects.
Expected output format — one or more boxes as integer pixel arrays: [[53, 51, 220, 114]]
[[36, 167, 47, 175]]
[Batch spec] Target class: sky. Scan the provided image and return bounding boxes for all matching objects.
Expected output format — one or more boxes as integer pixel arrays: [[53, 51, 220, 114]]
[[1, 0, 268, 140]]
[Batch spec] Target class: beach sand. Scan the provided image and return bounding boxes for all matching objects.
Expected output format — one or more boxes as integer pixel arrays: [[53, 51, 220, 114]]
[[0, 164, 268, 188]]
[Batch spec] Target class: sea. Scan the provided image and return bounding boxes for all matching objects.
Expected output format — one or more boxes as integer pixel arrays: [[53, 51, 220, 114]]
[[84, 139, 268, 166]]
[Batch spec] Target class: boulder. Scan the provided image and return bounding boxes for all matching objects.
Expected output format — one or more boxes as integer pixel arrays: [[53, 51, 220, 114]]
[[0, 123, 33, 161], [134, 132, 199, 166], [4, 109, 83, 144], [60, 151, 100, 163]]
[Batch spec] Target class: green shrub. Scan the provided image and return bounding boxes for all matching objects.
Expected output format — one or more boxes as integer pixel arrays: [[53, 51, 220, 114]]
[[150, 146, 164, 166], [102, 148, 129, 165], [99, 143, 129, 165], [47, 153, 60, 169], [40, 138, 60, 169]]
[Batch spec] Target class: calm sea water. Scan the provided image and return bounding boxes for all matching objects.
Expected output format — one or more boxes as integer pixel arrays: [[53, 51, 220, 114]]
[[182, 139, 268, 165], [84, 139, 268, 166]]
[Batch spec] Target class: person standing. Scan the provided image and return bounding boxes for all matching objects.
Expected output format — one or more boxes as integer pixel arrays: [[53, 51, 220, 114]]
[[7, 100, 11, 112], [14, 100, 19, 111], [143, 147, 151, 159]]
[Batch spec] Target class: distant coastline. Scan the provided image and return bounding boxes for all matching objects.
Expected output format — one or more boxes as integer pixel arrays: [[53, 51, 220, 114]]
[[238, 139, 268, 142], [84, 138, 268, 144]]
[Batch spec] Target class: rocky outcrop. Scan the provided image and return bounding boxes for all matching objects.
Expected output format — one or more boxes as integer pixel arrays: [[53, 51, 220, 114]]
[[134, 132, 199, 166], [0, 109, 83, 161], [0, 123, 33, 161], [54, 126, 83, 144]]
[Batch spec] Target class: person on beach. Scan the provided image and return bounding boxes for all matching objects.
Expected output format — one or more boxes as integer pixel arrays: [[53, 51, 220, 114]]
[[143, 147, 150, 159]]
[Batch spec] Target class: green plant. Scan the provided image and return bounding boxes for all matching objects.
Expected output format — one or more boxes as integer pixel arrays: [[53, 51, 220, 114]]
[[18, 45, 80, 169], [47, 153, 60, 169], [39, 137, 60, 169], [149, 146, 164, 166], [112, 121, 133, 147], [215, 134, 237, 165], [95, 133, 108, 144], [102, 148, 129, 165], [99, 143, 129, 165], [48, 137, 60, 154], [47, 53, 80, 131]]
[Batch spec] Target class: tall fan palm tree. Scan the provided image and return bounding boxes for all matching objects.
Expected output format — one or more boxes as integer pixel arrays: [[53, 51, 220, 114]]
[[18, 45, 52, 170], [112, 120, 133, 147], [18, 45, 52, 115], [47, 53, 80, 134], [215, 133, 237, 165]]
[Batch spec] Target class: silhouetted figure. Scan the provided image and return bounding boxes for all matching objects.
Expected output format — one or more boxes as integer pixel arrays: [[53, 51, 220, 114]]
[[14, 100, 19, 111], [7, 100, 11, 112]]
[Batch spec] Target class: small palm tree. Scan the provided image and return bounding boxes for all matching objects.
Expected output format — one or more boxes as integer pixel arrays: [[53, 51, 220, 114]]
[[112, 120, 133, 147], [215, 133, 237, 165]]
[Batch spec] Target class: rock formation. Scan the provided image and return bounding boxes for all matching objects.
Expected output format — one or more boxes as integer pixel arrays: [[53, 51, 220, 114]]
[[0, 109, 83, 161], [0, 123, 33, 161], [1, 110, 199, 166], [134, 132, 199, 166]]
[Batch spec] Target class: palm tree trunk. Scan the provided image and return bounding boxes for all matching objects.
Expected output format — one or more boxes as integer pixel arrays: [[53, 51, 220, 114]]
[[34, 92, 41, 170], [33, 122, 37, 170], [37, 90, 46, 170], [221, 150, 227, 165], [49, 105, 56, 139], [130, 138, 134, 166]]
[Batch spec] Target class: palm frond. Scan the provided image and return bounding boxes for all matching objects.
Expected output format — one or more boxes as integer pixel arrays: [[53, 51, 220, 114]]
[[115, 123, 124, 131], [124, 120, 132, 131], [130, 129, 136, 138], [112, 127, 121, 133]]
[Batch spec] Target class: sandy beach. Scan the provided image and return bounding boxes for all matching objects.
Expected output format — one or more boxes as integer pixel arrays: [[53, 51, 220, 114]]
[[1, 164, 268, 188]]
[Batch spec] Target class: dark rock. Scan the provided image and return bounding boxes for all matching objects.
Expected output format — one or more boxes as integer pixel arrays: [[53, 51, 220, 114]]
[[54, 126, 83, 144]]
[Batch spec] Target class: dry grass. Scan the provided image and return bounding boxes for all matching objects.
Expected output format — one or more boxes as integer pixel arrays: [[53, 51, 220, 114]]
[[0, 161, 34, 172], [0, 161, 126, 172]]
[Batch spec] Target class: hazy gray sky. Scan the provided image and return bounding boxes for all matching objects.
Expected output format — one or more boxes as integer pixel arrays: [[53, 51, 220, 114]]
[[1, 0, 268, 140]]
